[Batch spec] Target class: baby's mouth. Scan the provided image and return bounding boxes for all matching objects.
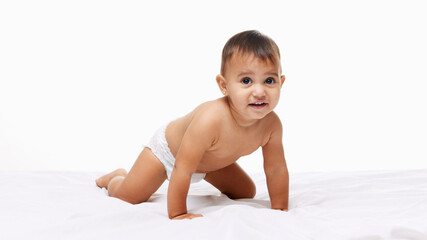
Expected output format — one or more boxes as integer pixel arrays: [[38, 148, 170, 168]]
[[249, 102, 268, 108]]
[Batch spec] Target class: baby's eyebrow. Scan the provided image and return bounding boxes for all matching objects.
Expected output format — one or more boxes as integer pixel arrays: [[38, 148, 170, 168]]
[[237, 71, 279, 78], [266, 72, 279, 76], [237, 71, 254, 77]]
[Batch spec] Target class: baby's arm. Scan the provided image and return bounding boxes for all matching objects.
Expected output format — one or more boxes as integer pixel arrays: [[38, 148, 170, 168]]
[[167, 114, 218, 219], [262, 117, 289, 211]]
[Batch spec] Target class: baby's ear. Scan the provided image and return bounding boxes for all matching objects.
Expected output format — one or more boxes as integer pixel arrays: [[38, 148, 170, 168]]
[[280, 75, 286, 86], [216, 74, 227, 95]]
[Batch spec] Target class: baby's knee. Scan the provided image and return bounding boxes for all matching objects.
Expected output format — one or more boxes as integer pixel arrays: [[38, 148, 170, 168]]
[[118, 195, 142, 205], [245, 180, 257, 199], [229, 182, 256, 199], [246, 182, 256, 198], [112, 190, 145, 205]]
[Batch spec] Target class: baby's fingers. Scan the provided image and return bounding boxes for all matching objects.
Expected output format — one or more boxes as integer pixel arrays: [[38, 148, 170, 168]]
[[172, 213, 203, 220], [188, 213, 203, 219]]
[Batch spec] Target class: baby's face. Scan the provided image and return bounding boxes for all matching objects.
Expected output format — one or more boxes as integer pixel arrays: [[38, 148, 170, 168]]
[[219, 53, 285, 123]]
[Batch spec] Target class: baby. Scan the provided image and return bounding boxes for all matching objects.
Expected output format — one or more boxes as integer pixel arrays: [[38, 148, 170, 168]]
[[96, 30, 289, 220]]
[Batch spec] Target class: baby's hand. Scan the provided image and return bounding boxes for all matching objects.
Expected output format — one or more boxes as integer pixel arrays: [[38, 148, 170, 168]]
[[171, 213, 203, 220]]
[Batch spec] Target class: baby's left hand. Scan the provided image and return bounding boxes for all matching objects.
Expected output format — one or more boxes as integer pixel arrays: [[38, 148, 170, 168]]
[[171, 213, 203, 220]]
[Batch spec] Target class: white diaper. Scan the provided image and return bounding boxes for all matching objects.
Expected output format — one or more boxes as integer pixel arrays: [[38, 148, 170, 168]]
[[144, 123, 206, 184]]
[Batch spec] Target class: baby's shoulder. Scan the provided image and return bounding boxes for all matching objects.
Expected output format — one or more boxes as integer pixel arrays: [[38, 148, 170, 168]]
[[193, 98, 228, 118], [189, 98, 227, 126], [264, 111, 282, 124], [260, 111, 283, 131]]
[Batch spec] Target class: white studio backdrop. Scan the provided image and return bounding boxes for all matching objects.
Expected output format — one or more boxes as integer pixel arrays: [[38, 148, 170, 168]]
[[1, 0, 426, 173]]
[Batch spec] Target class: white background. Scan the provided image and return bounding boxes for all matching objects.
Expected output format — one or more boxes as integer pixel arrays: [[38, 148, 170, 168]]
[[1, 0, 426, 173]]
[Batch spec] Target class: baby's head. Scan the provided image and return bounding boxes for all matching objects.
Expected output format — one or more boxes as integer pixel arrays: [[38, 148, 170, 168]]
[[220, 30, 282, 77], [217, 30, 285, 122]]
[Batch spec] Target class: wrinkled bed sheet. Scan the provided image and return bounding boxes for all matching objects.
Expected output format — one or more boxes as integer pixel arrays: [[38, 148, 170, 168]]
[[1, 169, 426, 240]]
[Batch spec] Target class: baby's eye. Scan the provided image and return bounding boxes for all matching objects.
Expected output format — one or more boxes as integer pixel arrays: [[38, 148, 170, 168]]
[[241, 78, 252, 85], [265, 78, 275, 84]]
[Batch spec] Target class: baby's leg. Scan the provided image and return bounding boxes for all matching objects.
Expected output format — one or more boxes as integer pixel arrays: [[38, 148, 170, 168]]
[[96, 148, 167, 204], [204, 163, 256, 199]]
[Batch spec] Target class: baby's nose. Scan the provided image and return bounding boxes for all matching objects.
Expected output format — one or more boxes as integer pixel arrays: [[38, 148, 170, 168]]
[[252, 84, 266, 98]]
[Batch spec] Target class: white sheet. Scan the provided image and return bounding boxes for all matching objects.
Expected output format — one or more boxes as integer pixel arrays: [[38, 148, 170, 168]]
[[1, 169, 427, 240]]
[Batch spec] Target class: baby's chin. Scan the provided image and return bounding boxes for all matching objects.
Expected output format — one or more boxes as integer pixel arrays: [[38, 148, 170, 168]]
[[246, 107, 274, 119]]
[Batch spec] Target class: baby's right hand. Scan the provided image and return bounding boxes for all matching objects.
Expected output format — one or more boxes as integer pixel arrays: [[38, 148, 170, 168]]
[[171, 213, 203, 220]]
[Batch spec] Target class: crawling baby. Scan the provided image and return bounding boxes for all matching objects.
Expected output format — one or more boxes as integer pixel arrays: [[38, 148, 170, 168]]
[[96, 30, 289, 220]]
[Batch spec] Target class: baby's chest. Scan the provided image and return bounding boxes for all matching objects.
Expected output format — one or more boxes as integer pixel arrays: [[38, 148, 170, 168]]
[[210, 134, 264, 158], [198, 134, 265, 170]]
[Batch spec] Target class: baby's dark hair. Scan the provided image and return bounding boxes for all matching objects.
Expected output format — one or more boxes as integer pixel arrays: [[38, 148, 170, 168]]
[[220, 30, 281, 76]]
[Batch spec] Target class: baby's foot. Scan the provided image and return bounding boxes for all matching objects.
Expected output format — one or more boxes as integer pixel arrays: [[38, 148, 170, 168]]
[[96, 168, 127, 188]]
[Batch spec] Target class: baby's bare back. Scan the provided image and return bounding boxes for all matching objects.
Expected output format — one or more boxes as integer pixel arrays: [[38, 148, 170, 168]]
[[165, 97, 276, 173]]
